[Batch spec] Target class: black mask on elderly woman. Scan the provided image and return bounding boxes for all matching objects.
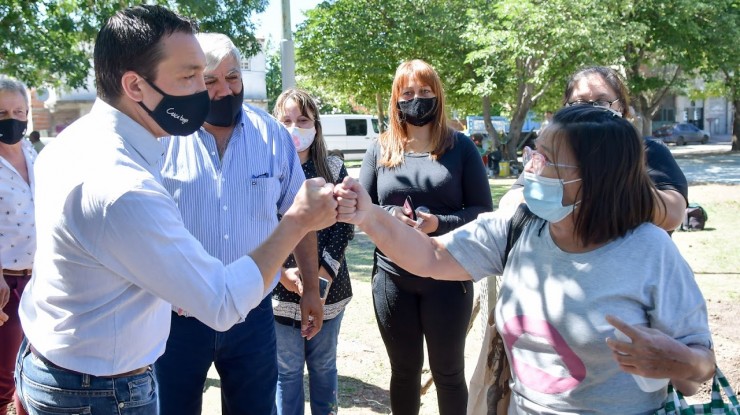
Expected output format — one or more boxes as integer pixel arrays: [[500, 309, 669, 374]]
[[397, 97, 438, 127], [0, 118, 28, 145], [205, 84, 245, 127]]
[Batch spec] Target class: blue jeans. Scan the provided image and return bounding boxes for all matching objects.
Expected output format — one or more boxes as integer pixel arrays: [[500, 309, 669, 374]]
[[275, 311, 345, 415], [154, 295, 277, 415], [14, 338, 157, 414]]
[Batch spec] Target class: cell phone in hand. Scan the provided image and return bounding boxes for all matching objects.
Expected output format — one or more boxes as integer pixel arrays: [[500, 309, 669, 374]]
[[403, 196, 417, 221], [318, 277, 331, 301]]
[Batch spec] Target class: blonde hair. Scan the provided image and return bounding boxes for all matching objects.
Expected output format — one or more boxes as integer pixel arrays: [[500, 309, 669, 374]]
[[379, 59, 453, 168]]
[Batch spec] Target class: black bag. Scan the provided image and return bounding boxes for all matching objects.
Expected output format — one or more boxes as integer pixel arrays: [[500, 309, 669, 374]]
[[680, 203, 708, 231]]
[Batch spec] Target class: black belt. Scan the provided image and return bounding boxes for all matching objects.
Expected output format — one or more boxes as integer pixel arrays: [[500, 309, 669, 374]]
[[3, 268, 32, 277]]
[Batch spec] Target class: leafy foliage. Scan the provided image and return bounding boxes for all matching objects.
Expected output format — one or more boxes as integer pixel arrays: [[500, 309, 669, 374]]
[[695, 0, 739, 149], [265, 47, 282, 113], [0, 0, 267, 89], [463, 0, 629, 157], [295, 0, 475, 118]]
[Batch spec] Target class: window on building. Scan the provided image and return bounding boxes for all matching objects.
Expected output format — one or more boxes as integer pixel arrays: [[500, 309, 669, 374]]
[[652, 108, 675, 122], [240, 59, 251, 71]]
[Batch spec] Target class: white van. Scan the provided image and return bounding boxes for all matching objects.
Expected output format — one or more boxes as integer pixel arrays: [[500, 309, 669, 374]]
[[320, 114, 381, 160]]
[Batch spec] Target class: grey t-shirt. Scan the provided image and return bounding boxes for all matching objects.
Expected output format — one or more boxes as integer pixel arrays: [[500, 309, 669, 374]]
[[440, 211, 712, 414]]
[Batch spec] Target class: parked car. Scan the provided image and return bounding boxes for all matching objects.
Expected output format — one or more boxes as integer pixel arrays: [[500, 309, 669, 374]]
[[321, 114, 382, 160], [652, 123, 709, 145]]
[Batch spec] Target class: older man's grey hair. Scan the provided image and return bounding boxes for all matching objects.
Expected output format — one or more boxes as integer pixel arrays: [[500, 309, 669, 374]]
[[196, 33, 243, 73], [0, 76, 29, 107]]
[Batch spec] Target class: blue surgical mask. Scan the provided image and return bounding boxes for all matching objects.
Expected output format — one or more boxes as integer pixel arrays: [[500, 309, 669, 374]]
[[522, 172, 581, 223]]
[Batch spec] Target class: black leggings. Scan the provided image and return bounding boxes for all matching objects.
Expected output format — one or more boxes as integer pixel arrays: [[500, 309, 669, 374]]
[[372, 268, 474, 415]]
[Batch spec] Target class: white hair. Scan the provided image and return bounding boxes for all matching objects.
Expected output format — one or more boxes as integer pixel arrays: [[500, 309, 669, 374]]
[[0, 76, 29, 107], [195, 33, 242, 72]]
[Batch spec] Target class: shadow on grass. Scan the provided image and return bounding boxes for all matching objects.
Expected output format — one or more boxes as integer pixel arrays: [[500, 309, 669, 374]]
[[338, 374, 391, 413], [204, 376, 220, 392], [203, 374, 390, 413]]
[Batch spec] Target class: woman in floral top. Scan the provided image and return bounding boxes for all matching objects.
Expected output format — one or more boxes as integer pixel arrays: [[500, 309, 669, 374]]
[[272, 88, 354, 415]]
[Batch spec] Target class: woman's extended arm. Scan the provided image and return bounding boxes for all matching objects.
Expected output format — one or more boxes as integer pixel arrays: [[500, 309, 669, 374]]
[[336, 177, 472, 281]]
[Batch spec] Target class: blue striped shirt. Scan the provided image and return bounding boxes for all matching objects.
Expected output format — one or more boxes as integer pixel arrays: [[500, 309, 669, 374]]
[[159, 104, 306, 307]]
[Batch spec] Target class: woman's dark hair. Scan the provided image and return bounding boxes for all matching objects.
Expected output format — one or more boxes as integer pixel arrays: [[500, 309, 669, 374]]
[[94, 5, 197, 104], [563, 66, 631, 119], [549, 105, 656, 246], [273, 88, 335, 183]]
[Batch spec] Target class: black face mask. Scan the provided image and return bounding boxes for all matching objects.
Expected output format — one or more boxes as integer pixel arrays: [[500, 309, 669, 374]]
[[138, 78, 211, 136], [204, 83, 244, 127], [0, 118, 28, 145], [397, 97, 438, 127]]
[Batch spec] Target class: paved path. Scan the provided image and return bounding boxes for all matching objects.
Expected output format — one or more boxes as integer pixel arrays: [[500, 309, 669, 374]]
[[668, 138, 739, 185], [348, 138, 739, 184]]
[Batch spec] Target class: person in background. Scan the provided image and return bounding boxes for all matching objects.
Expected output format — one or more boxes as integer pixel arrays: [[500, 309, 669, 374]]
[[156, 33, 322, 415], [272, 88, 355, 415], [28, 131, 43, 153], [0, 75, 34, 415], [470, 132, 487, 165], [337, 105, 715, 414], [500, 66, 687, 231], [359, 59, 493, 415], [15, 6, 339, 414], [540, 110, 553, 131]]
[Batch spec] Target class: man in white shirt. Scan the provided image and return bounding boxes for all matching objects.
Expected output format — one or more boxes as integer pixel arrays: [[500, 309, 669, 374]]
[[15, 5, 340, 414]]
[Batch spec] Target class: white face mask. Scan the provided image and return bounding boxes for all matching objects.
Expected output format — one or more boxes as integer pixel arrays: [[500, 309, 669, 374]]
[[522, 172, 581, 223], [287, 126, 316, 152]]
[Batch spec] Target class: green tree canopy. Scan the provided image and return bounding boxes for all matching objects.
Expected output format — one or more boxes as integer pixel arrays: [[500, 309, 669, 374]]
[[696, 0, 739, 150], [463, 0, 632, 157], [295, 0, 475, 124], [0, 0, 267, 89]]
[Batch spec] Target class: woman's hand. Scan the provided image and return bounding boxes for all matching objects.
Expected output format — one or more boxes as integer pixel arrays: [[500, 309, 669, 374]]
[[605, 315, 715, 395], [0, 277, 10, 310], [279, 267, 303, 296], [414, 209, 439, 234]]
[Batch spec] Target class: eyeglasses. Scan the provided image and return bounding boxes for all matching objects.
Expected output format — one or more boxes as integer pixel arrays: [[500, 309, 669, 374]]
[[523, 146, 579, 176], [566, 98, 620, 109]]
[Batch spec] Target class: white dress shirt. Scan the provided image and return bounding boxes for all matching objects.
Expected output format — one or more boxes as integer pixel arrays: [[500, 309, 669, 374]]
[[0, 139, 37, 271], [20, 99, 266, 376]]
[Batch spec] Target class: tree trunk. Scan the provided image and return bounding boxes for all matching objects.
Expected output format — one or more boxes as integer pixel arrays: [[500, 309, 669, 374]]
[[732, 99, 739, 152], [635, 94, 653, 138], [506, 108, 528, 161], [482, 95, 501, 148], [376, 92, 385, 134]]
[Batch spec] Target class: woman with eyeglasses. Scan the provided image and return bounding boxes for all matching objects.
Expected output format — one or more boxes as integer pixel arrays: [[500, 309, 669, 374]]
[[500, 66, 688, 232], [334, 104, 714, 414]]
